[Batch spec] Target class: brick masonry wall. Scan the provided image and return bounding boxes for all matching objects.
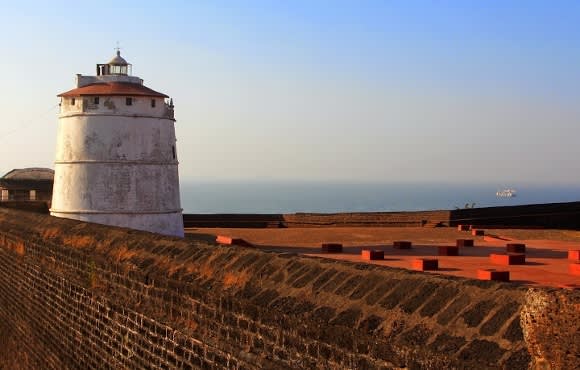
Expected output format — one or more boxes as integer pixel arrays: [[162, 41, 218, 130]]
[[520, 289, 579, 369], [0, 208, 577, 369]]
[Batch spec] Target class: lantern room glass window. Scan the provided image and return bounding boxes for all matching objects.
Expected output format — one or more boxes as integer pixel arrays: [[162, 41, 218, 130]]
[[110, 64, 128, 75]]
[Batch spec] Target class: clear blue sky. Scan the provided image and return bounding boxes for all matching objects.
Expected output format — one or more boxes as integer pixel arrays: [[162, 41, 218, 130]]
[[1, 1, 579, 185]]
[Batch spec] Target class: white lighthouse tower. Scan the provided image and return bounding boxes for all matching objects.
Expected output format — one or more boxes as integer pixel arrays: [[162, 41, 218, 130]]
[[51, 50, 184, 237]]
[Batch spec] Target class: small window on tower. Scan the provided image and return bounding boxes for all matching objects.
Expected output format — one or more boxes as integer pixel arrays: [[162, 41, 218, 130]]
[[71, 98, 75, 106], [94, 97, 99, 104], [151, 99, 156, 108], [172, 146, 176, 160], [126, 97, 133, 106]]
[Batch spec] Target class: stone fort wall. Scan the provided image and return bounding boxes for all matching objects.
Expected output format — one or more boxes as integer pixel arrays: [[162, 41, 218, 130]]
[[181, 201, 580, 229], [5, 200, 580, 229], [0, 208, 577, 369]]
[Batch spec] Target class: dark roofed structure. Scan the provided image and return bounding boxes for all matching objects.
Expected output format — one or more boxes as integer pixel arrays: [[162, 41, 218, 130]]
[[0, 168, 54, 202]]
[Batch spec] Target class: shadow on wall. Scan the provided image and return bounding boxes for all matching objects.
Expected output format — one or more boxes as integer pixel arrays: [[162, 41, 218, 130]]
[[183, 213, 285, 228], [183, 201, 580, 230], [450, 201, 580, 229], [0, 201, 49, 214]]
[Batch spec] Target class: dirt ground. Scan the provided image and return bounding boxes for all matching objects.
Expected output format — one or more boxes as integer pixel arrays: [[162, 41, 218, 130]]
[[185, 227, 580, 289]]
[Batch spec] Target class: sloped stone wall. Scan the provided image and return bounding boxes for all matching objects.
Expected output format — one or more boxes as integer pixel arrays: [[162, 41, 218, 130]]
[[0, 208, 577, 369], [520, 289, 579, 369]]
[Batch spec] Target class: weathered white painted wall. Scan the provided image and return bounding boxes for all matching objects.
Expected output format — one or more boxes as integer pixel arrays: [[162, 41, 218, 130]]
[[54, 116, 176, 162], [60, 96, 168, 118], [50, 211, 184, 237], [51, 88, 183, 237], [51, 162, 180, 212]]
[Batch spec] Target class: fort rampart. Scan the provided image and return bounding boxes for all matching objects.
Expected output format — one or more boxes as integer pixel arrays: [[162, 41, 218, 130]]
[[181, 201, 580, 229], [0, 208, 577, 369], [5, 200, 580, 229]]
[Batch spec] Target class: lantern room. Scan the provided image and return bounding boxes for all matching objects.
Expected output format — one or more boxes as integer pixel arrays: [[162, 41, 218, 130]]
[[96, 50, 132, 76]]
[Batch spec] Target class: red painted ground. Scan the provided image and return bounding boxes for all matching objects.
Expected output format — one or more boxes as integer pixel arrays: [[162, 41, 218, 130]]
[[185, 227, 580, 289]]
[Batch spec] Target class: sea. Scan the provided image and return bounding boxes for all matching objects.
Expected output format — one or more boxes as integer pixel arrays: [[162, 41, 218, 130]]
[[179, 182, 580, 214]]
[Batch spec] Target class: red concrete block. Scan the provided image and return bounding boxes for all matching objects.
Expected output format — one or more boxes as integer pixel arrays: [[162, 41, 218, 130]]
[[506, 243, 526, 253], [361, 249, 384, 260], [321, 243, 343, 253], [477, 269, 510, 282], [471, 229, 485, 236], [490, 253, 525, 265], [457, 224, 471, 231], [412, 258, 438, 271], [216, 236, 252, 246], [438, 246, 459, 256], [393, 241, 412, 249], [456, 239, 474, 247], [570, 263, 580, 276], [216, 235, 233, 244], [568, 250, 580, 261]]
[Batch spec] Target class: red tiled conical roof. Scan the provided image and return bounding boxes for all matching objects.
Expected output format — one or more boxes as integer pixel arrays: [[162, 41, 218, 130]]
[[58, 82, 168, 98]]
